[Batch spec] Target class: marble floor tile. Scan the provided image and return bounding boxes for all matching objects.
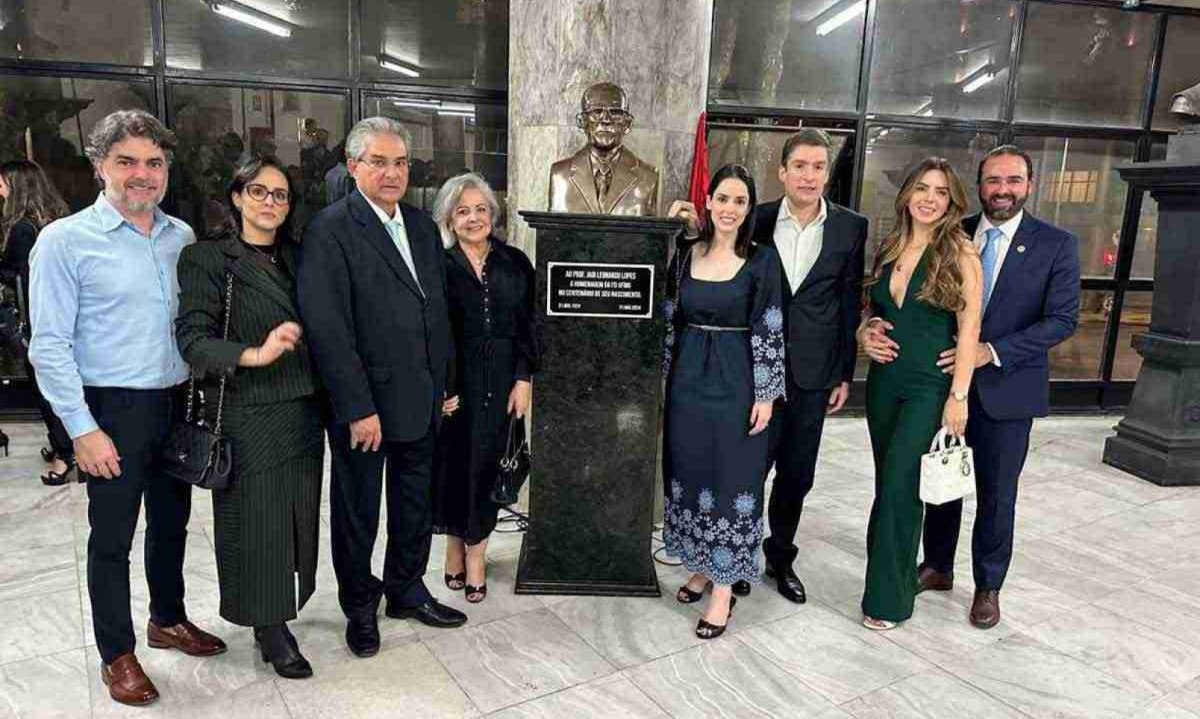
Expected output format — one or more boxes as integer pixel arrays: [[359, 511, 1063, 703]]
[[0, 542, 76, 602], [840, 667, 1028, 719], [1148, 492, 1200, 524], [1024, 604, 1200, 697], [1096, 581, 1200, 649], [1052, 505, 1200, 576], [790, 538, 866, 606], [737, 603, 932, 704], [1128, 696, 1200, 719], [423, 608, 614, 713], [278, 639, 478, 719], [547, 592, 703, 669], [1166, 677, 1200, 714], [0, 587, 83, 665], [0, 647, 90, 719], [1011, 480, 1136, 540], [1008, 535, 1133, 601], [1058, 464, 1185, 506], [158, 679, 291, 719], [933, 574, 1085, 631], [626, 637, 836, 719], [489, 675, 668, 719], [795, 496, 866, 540], [939, 633, 1157, 719], [0, 506, 81, 554]]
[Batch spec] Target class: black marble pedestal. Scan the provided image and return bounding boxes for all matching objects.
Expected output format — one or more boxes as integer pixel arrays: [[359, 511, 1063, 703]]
[[515, 212, 683, 596], [1103, 162, 1200, 485]]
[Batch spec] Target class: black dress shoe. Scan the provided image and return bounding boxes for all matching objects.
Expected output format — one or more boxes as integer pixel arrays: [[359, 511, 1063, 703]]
[[731, 580, 751, 597], [345, 611, 380, 657], [765, 563, 807, 604], [254, 624, 313, 679], [386, 599, 467, 628]]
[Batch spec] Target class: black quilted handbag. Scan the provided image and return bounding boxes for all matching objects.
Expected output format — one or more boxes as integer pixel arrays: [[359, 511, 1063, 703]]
[[490, 415, 530, 506], [161, 272, 234, 491]]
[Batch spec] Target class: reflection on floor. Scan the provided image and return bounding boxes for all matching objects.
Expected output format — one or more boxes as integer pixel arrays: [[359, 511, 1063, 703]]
[[1, 415, 1198, 718]]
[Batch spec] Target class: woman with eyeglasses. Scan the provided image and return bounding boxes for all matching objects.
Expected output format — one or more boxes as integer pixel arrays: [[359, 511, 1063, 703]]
[[175, 156, 324, 679], [0, 159, 71, 482]]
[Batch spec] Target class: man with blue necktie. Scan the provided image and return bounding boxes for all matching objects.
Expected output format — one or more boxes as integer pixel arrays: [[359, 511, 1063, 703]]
[[861, 145, 1080, 629]]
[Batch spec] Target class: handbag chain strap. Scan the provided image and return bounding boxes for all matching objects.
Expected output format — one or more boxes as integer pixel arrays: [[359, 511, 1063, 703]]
[[183, 270, 235, 432]]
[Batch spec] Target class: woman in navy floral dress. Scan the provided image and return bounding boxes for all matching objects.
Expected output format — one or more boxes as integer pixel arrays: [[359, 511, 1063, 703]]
[[663, 164, 785, 639]]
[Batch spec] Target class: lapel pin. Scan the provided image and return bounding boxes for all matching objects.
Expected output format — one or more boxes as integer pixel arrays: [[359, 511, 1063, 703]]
[[1017, 245, 1026, 253]]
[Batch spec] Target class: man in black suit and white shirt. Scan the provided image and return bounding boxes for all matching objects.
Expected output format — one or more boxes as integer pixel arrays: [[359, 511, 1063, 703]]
[[299, 117, 466, 658], [670, 129, 868, 603]]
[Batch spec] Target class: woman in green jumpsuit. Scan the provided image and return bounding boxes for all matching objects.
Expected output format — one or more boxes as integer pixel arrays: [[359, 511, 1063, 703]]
[[857, 158, 983, 630]]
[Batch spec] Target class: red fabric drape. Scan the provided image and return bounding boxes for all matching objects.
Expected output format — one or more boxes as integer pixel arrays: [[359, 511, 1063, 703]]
[[687, 111, 709, 230]]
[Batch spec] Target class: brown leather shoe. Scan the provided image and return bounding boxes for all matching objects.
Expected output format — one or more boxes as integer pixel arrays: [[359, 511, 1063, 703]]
[[916, 565, 954, 593], [101, 654, 159, 706], [147, 620, 228, 657], [970, 589, 1000, 629]]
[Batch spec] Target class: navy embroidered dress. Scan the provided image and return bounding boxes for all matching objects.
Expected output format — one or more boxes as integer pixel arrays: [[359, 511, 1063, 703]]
[[662, 242, 785, 586]]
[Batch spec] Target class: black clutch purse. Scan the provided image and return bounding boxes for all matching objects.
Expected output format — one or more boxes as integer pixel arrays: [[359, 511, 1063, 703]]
[[161, 272, 234, 491], [0, 277, 29, 362], [490, 414, 530, 506]]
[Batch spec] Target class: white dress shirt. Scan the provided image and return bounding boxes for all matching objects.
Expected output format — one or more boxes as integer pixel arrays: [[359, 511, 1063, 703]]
[[973, 210, 1024, 367], [360, 190, 423, 295], [774, 197, 826, 294]]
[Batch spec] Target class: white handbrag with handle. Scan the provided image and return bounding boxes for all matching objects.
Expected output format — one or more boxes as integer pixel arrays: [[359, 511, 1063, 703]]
[[919, 428, 976, 506]]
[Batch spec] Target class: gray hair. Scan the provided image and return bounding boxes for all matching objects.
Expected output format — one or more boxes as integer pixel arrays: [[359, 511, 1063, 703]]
[[85, 109, 177, 165], [345, 116, 413, 160], [432, 172, 500, 248]]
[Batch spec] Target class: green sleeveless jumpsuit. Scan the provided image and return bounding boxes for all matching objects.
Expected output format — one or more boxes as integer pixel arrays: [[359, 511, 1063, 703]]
[[862, 248, 955, 622]]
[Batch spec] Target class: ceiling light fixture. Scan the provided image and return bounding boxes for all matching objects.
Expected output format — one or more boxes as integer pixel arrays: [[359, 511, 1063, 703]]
[[378, 54, 421, 78], [816, 0, 865, 37], [209, 1, 293, 38]]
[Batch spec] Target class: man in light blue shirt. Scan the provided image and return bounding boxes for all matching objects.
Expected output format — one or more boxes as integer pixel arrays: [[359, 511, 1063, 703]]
[[28, 110, 227, 707]]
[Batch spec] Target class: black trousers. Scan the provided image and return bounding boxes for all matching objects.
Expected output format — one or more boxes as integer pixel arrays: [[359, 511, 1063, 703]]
[[763, 385, 830, 567], [921, 391, 1033, 590], [24, 357, 72, 458], [83, 386, 191, 665], [329, 421, 435, 618]]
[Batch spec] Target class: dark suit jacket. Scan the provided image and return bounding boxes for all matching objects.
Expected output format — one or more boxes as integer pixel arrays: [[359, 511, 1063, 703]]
[[966, 213, 1081, 420], [752, 199, 868, 391], [175, 235, 317, 407], [298, 191, 453, 442]]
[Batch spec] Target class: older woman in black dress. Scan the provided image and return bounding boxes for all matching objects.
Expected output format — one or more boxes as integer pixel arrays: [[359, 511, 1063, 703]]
[[176, 157, 323, 679], [432, 172, 538, 604]]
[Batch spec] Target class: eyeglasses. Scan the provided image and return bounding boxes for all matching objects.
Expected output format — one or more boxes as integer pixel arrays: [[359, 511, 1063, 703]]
[[360, 156, 411, 172], [245, 183, 290, 204], [582, 108, 632, 124]]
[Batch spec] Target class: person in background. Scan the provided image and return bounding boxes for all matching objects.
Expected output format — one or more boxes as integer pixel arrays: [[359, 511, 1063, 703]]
[[0, 159, 72, 484]]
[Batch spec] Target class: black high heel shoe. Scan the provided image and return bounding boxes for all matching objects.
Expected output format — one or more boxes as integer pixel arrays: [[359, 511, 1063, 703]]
[[695, 596, 736, 640], [40, 447, 55, 463], [254, 624, 312, 679], [0, 430, 9, 458], [444, 572, 466, 591], [40, 458, 77, 486], [675, 580, 712, 604], [464, 583, 487, 604]]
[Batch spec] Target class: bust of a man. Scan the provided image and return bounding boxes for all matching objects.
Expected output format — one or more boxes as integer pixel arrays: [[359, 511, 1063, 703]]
[[548, 82, 659, 215], [1170, 82, 1200, 124]]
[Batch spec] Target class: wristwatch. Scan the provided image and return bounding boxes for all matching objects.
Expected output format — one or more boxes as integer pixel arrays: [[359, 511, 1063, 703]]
[[951, 390, 968, 402]]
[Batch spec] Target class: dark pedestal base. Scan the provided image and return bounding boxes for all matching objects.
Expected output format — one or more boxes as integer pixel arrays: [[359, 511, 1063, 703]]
[[513, 212, 682, 597]]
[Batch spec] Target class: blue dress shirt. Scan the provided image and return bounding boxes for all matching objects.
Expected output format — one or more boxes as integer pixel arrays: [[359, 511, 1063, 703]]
[[28, 193, 194, 438]]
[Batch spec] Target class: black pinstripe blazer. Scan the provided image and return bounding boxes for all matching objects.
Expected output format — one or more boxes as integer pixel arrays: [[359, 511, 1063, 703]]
[[175, 235, 318, 407]]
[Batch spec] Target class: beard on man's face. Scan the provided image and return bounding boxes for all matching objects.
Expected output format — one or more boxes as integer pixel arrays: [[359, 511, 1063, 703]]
[[981, 188, 1027, 222]]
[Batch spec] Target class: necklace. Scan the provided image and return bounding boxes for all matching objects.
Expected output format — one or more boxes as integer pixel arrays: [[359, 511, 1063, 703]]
[[244, 240, 278, 264]]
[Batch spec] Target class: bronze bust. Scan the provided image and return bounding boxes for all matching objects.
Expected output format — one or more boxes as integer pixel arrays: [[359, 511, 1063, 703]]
[[1170, 82, 1200, 124], [548, 82, 659, 215]]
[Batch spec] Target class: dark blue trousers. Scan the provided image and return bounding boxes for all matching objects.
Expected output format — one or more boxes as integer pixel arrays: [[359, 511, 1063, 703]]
[[921, 391, 1033, 590]]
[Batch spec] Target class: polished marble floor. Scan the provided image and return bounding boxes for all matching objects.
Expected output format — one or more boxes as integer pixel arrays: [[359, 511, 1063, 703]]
[[1, 415, 1198, 718]]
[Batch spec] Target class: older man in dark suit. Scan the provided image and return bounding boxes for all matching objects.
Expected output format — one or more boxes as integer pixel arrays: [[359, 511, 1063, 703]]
[[298, 117, 466, 658]]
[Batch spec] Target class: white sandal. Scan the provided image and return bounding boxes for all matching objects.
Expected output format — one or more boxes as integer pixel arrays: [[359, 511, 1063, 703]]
[[862, 616, 897, 631]]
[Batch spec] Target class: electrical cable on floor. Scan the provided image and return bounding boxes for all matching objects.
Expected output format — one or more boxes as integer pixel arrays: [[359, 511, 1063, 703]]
[[651, 521, 681, 566]]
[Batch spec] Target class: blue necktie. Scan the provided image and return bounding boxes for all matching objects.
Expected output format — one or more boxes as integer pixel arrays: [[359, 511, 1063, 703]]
[[981, 227, 1001, 308]]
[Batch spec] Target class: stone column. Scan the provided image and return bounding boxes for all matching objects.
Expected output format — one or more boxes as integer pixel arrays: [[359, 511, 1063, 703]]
[[506, 0, 715, 256]]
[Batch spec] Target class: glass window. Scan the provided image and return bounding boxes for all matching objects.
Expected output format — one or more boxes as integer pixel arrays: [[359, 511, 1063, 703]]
[[705, 121, 855, 208], [1152, 15, 1200, 131], [0, 0, 152, 66], [868, 0, 1017, 120], [1016, 135, 1136, 280], [1113, 291, 1151, 380], [1050, 289, 1110, 380], [164, 0, 349, 79], [1015, 4, 1155, 127], [361, 93, 508, 233], [859, 125, 997, 272], [167, 83, 347, 238], [708, 0, 864, 112], [0, 74, 154, 210], [361, 0, 507, 89], [1130, 140, 1166, 281]]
